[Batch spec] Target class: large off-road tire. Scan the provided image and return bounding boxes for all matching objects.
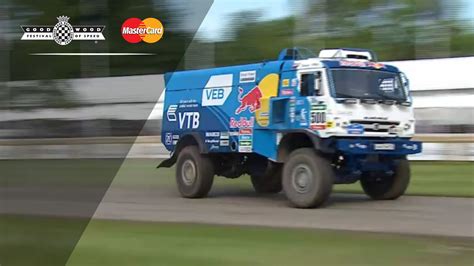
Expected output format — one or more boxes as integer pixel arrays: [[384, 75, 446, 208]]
[[282, 148, 334, 208], [250, 163, 283, 194], [360, 158, 410, 200], [176, 146, 214, 198]]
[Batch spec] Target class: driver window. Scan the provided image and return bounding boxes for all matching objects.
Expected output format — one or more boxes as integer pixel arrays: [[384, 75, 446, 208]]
[[300, 72, 323, 96], [300, 74, 313, 96]]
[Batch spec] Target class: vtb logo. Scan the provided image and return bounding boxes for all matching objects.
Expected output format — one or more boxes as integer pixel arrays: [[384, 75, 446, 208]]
[[121, 17, 164, 43]]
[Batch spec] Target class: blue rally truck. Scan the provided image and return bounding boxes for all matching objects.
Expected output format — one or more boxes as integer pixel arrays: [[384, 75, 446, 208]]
[[159, 48, 422, 208]]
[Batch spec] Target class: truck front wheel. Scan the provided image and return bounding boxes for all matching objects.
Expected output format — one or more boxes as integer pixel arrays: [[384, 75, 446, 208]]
[[250, 163, 282, 194], [360, 158, 410, 200], [176, 146, 214, 198], [282, 148, 334, 208]]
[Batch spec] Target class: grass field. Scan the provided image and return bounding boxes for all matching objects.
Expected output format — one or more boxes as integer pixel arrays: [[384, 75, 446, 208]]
[[113, 159, 474, 197], [2, 159, 472, 197], [66, 219, 473, 266], [1, 160, 473, 265]]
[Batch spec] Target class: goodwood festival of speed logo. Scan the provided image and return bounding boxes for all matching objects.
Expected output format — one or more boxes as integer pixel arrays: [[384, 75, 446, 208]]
[[21, 16, 105, 45]]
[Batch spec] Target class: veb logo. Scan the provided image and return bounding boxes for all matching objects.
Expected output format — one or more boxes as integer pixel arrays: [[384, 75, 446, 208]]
[[121, 17, 164, 43]]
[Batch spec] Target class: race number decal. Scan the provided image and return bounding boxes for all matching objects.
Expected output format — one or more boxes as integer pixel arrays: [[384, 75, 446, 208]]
[[310, 104, 326, 130]]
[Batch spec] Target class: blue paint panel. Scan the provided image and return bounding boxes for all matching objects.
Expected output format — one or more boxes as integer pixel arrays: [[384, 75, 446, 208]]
[[336, 139, 422, 155], [253, 130, 277, 161]]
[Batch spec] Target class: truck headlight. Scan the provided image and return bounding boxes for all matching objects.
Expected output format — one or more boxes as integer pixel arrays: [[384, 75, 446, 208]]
[[403, 123, 411, 130]]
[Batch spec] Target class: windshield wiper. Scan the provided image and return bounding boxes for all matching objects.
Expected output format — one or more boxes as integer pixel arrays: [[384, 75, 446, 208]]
[[360, 98, 379, 104], [382, 99, 396, 105], [334, 93, 358, 104], [335, 92, 359, 99]]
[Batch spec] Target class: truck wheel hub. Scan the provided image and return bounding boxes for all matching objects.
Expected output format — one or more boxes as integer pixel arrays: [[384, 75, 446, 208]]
[[182, 160, 197, 185], [292, 164, 312, 193]]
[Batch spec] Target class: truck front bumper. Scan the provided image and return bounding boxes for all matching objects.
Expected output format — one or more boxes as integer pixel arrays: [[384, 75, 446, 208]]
[[336, 139, 422, 156]]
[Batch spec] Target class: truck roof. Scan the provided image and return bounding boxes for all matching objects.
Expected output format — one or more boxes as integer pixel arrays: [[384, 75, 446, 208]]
[[165, 48, 401, 91], [321, 59, 400, 73], [164, 60, 284, 91]]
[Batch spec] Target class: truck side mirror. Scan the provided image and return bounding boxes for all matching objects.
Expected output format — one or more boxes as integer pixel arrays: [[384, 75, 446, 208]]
[[400, 72, 409, 88], [400, 72, 411, 104]]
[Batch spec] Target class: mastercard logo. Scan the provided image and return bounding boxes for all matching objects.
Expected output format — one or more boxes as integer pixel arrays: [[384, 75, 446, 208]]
[[121, 17, 164, 44]]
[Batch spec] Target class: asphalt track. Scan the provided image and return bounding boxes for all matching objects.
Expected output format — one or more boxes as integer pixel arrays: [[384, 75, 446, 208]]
[[2, 162, 472, 237], [93, 181, 474, 238]]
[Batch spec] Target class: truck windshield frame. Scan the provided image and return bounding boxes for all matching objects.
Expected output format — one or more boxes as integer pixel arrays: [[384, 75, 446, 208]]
[[329, 68, 407, 102]]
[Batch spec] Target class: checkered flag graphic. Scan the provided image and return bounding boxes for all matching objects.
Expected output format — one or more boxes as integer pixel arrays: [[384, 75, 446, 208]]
[[52, 16, 74, 45], [55, 24, 72, 45]]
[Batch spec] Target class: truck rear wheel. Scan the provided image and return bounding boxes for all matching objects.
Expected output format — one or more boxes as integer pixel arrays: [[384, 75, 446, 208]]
[[360, 158, 410, 200], [176, 146, 214, 198], [250, 164, 282, 194], [282, 148, 333, 208]]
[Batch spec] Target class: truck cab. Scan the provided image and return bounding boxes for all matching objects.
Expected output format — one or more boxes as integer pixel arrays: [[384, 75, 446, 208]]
[[159, 47, 422, 208], [279, 48, 414, 139]]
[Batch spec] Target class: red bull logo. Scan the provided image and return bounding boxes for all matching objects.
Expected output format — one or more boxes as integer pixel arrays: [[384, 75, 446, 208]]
[[230, 117, 254, 129], [368, 62, 385, 69], [235, 86, 262, 115]]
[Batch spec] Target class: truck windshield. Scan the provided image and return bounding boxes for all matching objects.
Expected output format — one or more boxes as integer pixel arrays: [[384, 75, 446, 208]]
[[330, 69, 407, 102]]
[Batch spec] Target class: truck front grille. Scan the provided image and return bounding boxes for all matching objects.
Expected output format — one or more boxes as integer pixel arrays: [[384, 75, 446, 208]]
[[350, 120, 400, 133]]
